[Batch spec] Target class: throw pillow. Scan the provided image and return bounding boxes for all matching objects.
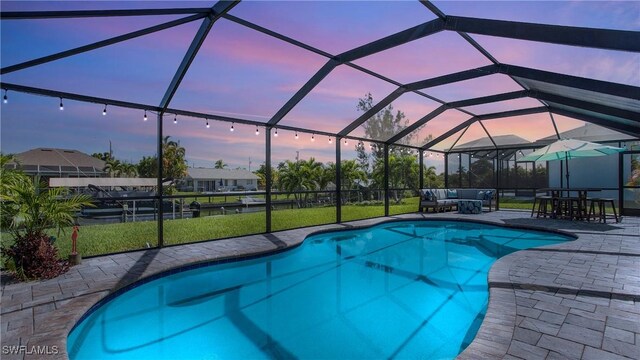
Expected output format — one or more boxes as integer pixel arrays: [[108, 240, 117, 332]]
[[476, 191, 486, 200], [447, 189, 458, 199], [421, 189, 433, 201], [484, 190, 494, 200]]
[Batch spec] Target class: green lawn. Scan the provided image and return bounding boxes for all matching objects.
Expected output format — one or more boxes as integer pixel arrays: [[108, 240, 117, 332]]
[[46, 197, 420, 259], [497, 198, 535, 210]]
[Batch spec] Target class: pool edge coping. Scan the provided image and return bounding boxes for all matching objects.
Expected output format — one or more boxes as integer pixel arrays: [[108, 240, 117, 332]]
[[52, 215, 578, 359]]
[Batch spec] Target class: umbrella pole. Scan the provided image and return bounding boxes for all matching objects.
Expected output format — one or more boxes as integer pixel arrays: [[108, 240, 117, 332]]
[[565, 152, 570, 189]]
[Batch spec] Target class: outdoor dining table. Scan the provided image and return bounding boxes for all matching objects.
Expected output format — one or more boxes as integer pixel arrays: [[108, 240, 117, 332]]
[[535, 188, 601, 220]]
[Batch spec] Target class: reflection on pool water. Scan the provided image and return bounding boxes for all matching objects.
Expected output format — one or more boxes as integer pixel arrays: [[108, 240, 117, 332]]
[[68, 220, 571, 359]]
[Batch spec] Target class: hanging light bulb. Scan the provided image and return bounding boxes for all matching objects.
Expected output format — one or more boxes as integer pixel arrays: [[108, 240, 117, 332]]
[[344, 139, 348, 145], [102, 104, 107, 116], [255, 126, 260, 136], [173, 114, 177, 124], [143, 110, 148, 121], [206, 119, 210, 129], [274, 128, 278, 137], [328, 137, 332, 144], [230, 123, 234, 132], [59, 98, 64, 111], [2, 89, 7, 104], [311, 133, 315, 142], [295, 131, 298, 140]]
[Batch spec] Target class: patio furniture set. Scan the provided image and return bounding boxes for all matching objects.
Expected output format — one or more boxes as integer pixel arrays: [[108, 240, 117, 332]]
[[419, 188, 495, 215], [531, 187, 619, 223]]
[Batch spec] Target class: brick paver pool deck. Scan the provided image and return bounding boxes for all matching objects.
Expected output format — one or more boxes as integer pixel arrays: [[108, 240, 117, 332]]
[[1, 210, 638, 359]]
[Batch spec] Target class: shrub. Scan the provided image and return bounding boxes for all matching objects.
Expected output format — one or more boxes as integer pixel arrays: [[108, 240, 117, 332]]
[[4, 231, 69, 280]]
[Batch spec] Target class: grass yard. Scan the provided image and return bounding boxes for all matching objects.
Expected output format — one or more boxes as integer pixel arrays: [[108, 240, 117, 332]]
[[48, 197, 421, 259]]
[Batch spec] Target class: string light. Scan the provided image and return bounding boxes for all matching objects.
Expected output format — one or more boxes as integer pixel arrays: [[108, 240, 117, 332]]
[[173, 114, 177, 124], [311, 133, 315, 142], [143, 110, 148, 121], [274, 128, 278, 137], [206, 119, 210, 129], [102, 104, 107, 116], [295, 131, 298, 140], [230, 123, 234, 132], [369, 143, 373, 150], [3, 89, 7, 104], [328, 137, 332, 144], [59, 98, 64, 111], [255, 126, 259, 136], [344, 139, 348, 145]]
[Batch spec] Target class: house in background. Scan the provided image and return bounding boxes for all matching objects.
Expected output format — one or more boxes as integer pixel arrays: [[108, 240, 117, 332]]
[[181, 168, 259, 192], [6, 148, 106, 181]]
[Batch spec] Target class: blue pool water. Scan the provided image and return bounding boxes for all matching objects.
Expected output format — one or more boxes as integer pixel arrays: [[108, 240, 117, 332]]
[[68, 220, 571, 359]]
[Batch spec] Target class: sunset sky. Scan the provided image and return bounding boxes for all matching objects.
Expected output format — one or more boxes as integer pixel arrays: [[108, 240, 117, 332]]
[[1, 1, 637, 171]]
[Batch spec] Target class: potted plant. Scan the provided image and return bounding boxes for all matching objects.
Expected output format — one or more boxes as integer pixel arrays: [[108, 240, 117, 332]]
[[1, 154, 94, 280]]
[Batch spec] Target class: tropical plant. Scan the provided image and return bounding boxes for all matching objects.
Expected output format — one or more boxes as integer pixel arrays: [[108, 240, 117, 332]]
[[214, 159, 228, 169], [423, 165, 442, 188], [103, 158, 122, 177], [254, 164, 278, 190], [120, 162, 138, 178], [137, 156, 157, 178], [162, 136, 188, 180], [91, 151, 112, 162], [1, 162, 94, 279], [278, 160, 317, 207]]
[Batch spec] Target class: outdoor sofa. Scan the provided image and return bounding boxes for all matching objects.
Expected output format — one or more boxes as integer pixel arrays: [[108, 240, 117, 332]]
[[419, 188, 496, 213]]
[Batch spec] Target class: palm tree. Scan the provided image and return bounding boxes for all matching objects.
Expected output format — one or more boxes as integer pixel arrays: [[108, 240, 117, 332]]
[[103, 158, 122, 177], [340, 159, 367, 203], [161, 136, 188, 193], [317, 162, 335, 191], [2, 176, 94, 280], [423, 165, 439, 188], [120, 162, 138, 178], [278, 160, 316, 207], [214, 159, 228, 169]]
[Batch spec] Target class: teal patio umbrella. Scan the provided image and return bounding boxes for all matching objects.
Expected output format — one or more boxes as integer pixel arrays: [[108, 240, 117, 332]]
[[519, 139, 625, 188]]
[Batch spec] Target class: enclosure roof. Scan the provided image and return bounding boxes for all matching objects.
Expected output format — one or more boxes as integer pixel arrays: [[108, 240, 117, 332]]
[[0, 1, 638, 153], [537, 123, 636, 143]]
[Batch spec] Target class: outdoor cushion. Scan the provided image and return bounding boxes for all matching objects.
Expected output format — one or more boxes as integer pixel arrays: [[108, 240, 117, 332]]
[[447, 189, 458, 199], [421, 189, 433, 201], [484, 190, 494, 200], [476, 191, 486, 200]]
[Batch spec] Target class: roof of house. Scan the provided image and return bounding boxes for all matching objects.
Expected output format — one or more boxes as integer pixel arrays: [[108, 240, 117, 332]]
[[187, 167, 259, 180], [11, 148, 106, 169]]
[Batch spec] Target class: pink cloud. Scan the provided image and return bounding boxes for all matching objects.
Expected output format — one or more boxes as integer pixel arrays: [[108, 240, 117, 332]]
[[472, 34, 639, 86], [353, 31, 493, 84]]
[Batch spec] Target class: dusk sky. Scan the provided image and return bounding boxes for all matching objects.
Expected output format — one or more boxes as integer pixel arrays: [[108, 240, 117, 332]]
[[1, 1, 637, 172]]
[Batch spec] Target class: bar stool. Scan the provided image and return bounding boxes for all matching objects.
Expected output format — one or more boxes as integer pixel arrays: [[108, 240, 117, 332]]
[[531, 196, 553, 218], [588, 198, 619, 223], [557, 197, 581, 219]]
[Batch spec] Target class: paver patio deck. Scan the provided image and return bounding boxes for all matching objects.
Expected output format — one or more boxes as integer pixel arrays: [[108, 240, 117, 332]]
[[1, 210, 638, 359]]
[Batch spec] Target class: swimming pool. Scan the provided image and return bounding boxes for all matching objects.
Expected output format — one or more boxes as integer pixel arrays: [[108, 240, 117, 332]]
[[68, 220, 572, 359]]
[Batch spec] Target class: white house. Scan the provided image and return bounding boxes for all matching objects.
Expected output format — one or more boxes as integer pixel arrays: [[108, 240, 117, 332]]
[[183, 168, 259, 192]]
